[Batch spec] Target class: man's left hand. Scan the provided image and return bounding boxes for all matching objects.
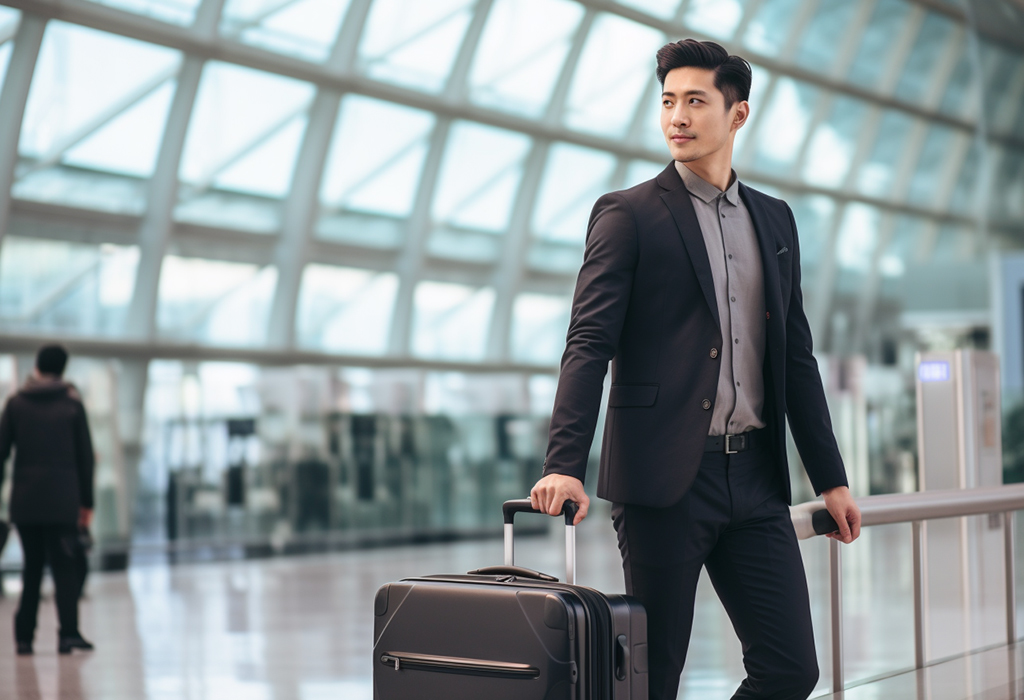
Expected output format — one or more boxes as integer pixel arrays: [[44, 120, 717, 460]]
[[822, 486, 860, 544]]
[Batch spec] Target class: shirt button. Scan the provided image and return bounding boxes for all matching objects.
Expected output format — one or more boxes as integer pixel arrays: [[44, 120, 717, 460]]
[[710, 348, 718, 359], [721, 212, 726, 218], [730, 296, 736, 302], [702, 399, 711, 410], [728, 254, 733, 259], [734, 338, 739, 344]]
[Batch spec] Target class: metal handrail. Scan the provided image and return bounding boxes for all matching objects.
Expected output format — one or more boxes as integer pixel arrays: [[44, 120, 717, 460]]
[[789, 483, 1024, 694]]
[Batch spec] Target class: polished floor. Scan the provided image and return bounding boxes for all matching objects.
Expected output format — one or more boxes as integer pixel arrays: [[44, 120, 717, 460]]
[[0, 507, 1022, 699], [818, 643, 1024, 700]]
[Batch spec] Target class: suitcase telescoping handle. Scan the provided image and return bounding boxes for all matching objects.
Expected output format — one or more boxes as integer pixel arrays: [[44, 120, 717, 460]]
[[502, 499, 579, 585]]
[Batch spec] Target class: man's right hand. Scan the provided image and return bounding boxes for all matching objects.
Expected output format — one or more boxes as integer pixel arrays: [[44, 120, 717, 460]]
[[530, 473, 589, 525]]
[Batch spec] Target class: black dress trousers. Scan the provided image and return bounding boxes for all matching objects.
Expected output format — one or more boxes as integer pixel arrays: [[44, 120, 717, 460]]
[[611, 441, 819, 700]]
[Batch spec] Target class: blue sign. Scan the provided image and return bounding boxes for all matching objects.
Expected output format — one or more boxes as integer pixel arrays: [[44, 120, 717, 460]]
[[918, 361, 950, 382]]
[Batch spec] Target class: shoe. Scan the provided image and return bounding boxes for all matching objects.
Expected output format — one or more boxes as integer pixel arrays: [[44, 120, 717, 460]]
[[57, 634, 94, 654], [15, 641, 32, 655]]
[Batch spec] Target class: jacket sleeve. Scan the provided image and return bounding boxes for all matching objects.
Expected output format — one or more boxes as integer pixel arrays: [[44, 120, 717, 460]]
[[542, 193, 639, 483], [783, 202, 849, 495], [0, 399, 11, 499], [74, 402, 95, 510]]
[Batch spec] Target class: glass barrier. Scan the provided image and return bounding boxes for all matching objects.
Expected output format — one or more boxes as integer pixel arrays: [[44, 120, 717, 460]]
[[130, 362, 576, 559], [144, 411, 549, 557]]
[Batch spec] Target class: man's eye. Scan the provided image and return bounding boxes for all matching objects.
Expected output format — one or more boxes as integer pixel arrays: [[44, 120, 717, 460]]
[[663, 100, 672, 107], [690, 98, 702, 104]]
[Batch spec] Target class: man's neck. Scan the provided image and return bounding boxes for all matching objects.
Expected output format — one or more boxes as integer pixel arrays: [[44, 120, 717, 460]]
[[678, 144, 735, 192], [680, 161, 734, 192]]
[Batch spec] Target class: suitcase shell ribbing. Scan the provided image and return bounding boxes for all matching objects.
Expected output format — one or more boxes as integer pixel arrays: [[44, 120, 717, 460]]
[[372, 500, 648, 700]]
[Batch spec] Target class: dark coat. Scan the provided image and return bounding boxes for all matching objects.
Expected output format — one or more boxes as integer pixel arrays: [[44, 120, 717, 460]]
[[542, 163, 848, 508], [0, 376, 95, 525]]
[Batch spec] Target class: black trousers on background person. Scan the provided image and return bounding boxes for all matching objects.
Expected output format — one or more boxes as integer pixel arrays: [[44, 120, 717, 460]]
[[14, 524, 81, 643], [612, 439, 819, 700]]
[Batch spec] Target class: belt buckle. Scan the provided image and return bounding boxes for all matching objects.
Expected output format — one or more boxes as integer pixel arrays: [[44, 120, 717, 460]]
[[724, 434, 742, 454]]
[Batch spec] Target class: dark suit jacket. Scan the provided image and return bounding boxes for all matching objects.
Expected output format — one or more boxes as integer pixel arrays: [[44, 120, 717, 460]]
[[0, 378, 95, 525], [542, 162, 848, 508]]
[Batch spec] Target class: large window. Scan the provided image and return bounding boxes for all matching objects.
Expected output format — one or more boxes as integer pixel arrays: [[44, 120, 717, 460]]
[[16, 22, 180, 213], [220, 0, 351, 62], [176, 62, 314, 232], [156, 257, 277, 346], [0, 238, 138, 337], [412, 281, 495, 361], [296, 264, 397, 354]]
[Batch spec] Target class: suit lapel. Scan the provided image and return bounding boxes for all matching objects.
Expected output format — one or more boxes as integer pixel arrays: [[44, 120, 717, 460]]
[[739, 182, 785, 375], [738, 182, 783, 322], [657, 164, 721, 331]]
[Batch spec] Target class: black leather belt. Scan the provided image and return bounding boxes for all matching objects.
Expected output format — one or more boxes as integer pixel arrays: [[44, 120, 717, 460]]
[[705, 428, 766, 454]]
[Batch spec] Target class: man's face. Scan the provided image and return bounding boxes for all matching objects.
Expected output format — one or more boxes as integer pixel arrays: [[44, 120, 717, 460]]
[[660, 66, 748, 163]]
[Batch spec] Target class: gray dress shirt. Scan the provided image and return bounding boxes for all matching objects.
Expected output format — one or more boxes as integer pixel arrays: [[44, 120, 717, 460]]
[[675, 162, 767, 436]]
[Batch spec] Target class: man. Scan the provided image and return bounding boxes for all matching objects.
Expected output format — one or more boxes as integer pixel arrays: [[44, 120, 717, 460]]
[[0, 344, 95, 655], [531, 39, 861, 699]]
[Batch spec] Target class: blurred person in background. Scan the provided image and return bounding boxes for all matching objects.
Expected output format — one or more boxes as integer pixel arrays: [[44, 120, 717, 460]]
[[0, 344, 95, 655]]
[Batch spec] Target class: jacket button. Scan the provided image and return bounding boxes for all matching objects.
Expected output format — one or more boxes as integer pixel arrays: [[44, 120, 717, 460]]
[[710, 348, 718, 359], [702, 399, 711, 410]]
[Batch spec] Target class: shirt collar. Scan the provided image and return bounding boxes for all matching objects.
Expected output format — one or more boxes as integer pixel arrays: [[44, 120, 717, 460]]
[[674, 161, 740, 206]]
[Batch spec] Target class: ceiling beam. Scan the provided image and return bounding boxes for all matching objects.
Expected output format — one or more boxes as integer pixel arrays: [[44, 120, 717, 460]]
[[0, 331, 561, 373]]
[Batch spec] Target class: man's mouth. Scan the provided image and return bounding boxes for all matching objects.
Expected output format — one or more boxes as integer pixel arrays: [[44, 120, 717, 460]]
[[671, 134, 695, 143]]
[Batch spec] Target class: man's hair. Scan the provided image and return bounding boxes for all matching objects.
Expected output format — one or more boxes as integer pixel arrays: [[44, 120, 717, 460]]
[[656, 38, 752, 108], [36, 344, 69, 376]]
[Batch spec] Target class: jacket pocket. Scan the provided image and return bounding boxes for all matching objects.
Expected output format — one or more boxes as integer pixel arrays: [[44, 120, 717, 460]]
[[608, 383, 659, 407]]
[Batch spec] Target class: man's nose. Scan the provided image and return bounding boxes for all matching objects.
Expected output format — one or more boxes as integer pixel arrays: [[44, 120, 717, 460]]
[[672, 108, 689, 127]]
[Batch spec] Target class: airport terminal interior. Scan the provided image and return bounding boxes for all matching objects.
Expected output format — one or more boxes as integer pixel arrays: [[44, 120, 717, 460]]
[[0, 0, 1022, 697]]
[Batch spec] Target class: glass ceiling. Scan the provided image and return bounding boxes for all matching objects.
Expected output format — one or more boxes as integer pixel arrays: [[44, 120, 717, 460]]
[[0, 0, 1021, 364]]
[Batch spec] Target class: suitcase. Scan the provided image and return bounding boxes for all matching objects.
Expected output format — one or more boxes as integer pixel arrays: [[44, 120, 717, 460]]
[[372, 499, 648, 700]]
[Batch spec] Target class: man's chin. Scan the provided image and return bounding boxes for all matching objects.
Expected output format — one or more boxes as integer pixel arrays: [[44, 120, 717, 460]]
[[670, 150, 698, 163]]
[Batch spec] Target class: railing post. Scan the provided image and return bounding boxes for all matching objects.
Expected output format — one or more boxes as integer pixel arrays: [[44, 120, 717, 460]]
[[830, 537, 843, 693], [912, 520, 927, 669], [1005, 510, 1016, 645]]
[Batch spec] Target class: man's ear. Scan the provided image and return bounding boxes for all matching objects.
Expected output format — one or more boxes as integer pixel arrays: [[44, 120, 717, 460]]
[[732, 100, 750, 130]]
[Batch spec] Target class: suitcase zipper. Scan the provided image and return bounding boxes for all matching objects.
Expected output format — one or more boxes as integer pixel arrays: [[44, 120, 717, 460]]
[[379, 651, 539, 679]]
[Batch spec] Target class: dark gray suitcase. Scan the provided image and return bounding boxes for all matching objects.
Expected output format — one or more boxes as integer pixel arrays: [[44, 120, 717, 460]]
[[373, 499, 648, 700]]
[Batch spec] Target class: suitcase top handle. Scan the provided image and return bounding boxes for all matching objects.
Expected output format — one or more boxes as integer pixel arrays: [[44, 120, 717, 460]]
[[502, 499, 578, 585], [502, 499, 579, 526]]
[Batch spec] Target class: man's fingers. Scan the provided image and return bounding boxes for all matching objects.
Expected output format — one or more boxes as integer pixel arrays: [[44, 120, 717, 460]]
[[529, 487, 545, 514], [528, 475, 587, 523], [573, 495, 590, 525], [834, 508, 852, 542], [850, 510, 861, 541], [541, 493, 554, 515]]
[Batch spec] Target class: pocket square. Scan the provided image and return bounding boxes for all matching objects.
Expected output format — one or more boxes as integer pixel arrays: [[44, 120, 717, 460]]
[[777, 246, 789, 256]]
